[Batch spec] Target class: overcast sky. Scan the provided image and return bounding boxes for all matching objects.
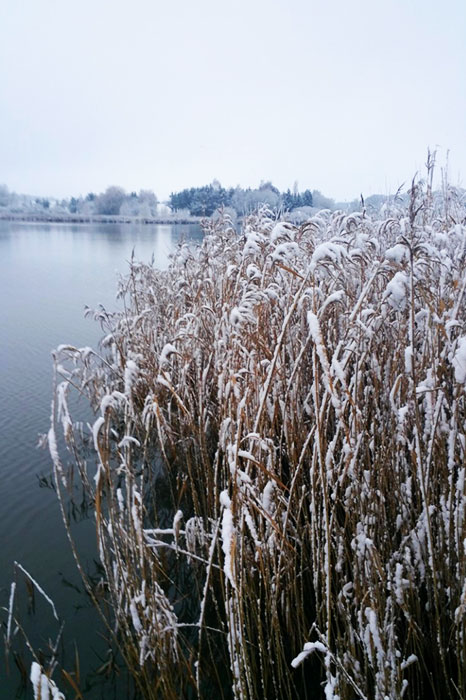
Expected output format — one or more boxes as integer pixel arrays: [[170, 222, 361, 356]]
[[0, 0, 464, 202]]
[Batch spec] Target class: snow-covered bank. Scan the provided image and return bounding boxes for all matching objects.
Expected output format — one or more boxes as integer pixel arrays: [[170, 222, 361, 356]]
[[0, 211, 200, 225]]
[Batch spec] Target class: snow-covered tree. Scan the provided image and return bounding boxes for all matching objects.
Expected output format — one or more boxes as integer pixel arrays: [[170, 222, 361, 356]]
[[95, 186, 126, 215]]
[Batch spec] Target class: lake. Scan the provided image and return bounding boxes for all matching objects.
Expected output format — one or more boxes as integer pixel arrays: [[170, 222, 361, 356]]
[[0, 220, 203, 698]]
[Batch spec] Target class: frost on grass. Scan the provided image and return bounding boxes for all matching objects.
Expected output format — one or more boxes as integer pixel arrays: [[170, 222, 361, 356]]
[[49, 187, 466, 700]]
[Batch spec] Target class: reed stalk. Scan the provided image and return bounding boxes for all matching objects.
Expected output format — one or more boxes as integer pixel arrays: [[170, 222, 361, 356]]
[[44, 182, 466, 699]]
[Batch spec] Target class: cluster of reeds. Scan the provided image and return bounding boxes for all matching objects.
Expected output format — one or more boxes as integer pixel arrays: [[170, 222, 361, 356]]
[[48, 177, 466, 699]]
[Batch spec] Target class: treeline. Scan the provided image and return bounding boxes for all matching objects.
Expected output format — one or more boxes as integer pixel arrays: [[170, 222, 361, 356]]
[[169, 180, 315, 216], [0, 184, 160, 218], [1, 181, 377, 221], [75, 187, 158, 217]]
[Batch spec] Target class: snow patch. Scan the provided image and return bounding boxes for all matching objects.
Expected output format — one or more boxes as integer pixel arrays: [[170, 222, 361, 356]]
[[452, 336, 466, 383], [291, 641, 327, 668]]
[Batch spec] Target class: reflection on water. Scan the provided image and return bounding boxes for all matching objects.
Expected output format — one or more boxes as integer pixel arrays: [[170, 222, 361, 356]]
[[0, 219, 202, 697]]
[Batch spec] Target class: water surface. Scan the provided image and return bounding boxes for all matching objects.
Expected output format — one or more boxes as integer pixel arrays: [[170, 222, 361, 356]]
[[0, 220, 202, 697]]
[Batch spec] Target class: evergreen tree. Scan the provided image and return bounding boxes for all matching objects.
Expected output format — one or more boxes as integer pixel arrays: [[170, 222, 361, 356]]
[[282, 189, 294, 211], [302, 189, 313, 207]]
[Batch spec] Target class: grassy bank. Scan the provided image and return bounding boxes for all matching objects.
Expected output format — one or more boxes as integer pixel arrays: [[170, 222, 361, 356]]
[[46, 179, 466, 699]]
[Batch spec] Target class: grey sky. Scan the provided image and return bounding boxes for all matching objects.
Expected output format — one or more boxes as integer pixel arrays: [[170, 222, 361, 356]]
[[0, 0, 464, 202]]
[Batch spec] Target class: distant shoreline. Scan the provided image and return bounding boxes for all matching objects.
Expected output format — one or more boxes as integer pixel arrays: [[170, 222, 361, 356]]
[[0, 212, 202, 225]]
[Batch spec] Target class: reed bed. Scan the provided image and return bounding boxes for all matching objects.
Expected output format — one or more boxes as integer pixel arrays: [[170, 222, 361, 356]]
[[48, 180, 466, 699]]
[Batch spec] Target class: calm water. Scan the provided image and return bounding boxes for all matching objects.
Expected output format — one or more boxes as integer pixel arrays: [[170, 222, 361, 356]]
[[0, 220, 202, 697]]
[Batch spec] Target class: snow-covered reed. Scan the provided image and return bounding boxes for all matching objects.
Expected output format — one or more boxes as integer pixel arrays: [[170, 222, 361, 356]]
[[49, 179, 466, 699]]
